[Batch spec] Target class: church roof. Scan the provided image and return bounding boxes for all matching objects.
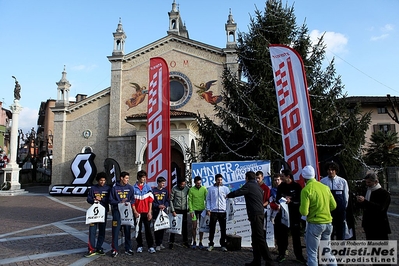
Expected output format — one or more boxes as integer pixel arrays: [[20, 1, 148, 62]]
[[66, 87, 110, 113], [121, 34, 226, 63]]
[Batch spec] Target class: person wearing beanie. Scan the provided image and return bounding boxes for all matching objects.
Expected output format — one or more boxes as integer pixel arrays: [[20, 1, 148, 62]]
[[299, 165, 337, 266]]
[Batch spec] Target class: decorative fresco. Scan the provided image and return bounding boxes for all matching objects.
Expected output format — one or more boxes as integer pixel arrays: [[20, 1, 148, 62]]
[[195, 80, 222, 105], [125, 82, 148, 110]]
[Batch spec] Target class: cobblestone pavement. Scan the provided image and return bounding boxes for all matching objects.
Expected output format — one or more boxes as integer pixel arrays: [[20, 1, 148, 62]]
[[0, 186, 398, 266]]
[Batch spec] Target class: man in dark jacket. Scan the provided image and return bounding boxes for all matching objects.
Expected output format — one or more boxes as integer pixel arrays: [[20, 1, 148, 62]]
[[227, 171, 275, 266], [274, 169, 306, 263], [357, 171, 391, 240]]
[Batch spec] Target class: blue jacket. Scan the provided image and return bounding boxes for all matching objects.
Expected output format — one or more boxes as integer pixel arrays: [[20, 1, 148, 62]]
[[152, 187, 169, 215], [87, 184, 111, 212], [109, 182, 135, 210]]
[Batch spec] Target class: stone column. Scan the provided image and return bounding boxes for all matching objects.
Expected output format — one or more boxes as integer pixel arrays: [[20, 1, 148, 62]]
[[2, 99, 24, 192]]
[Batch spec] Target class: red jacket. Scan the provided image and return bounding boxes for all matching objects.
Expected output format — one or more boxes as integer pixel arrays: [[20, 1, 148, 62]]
[[259, 182, 270, 206]]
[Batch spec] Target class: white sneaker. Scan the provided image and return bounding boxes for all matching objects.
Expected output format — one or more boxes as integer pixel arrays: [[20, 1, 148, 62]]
[[156, 246, 161, 251], [221, 246, 228, 252], [160, 244, 166, 249], [136, 246, 143, 253], [207, 246, 214, 251], [148, 247, 156, 254]]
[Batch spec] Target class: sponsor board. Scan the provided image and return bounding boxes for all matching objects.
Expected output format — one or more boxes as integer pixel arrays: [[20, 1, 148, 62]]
[[50, 154, 121, 196], [192, 160, 270, 247], [50, 153, 97, 195], [50, 185, 91, 195]]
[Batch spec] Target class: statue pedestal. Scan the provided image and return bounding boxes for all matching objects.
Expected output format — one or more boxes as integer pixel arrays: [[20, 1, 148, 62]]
[[0, 165, 27, 196], [0, 99, 27, 196]]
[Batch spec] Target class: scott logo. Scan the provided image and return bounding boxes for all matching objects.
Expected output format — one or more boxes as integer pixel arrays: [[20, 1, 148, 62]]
[[71, 153, 97, 185], [124, 208, 129, 218], [93, 206, 99, 215], [49, 152, 97, 196], [49, 186, 90, 195]]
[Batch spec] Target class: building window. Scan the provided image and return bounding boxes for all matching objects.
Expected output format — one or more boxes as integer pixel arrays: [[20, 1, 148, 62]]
[[169, 71, 193, 110], [373, 124, 396, 134], [377, 106, 388, 114]]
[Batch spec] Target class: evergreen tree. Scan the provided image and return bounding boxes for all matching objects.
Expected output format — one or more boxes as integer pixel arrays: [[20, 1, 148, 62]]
[[196, 0, 370, 181]]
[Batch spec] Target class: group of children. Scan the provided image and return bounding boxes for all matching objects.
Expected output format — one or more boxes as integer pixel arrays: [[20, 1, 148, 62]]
[[85, 171, 208, 258], [86, 170, 162, 257]]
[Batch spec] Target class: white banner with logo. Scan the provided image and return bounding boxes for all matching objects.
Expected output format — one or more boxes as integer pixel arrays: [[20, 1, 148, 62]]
[[279, 197, 290, 228], [265, 207, 275, 248], [226, 198, 235, 221], [154, 210, 170, 231], [269, 44, 319, 185], [85, 203, 105, 224], [167, 213, 183, 235], [118, 202, 134, 226]]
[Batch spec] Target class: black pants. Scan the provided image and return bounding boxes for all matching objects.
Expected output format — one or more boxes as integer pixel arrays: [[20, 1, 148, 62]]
[[208, 212, 227, 247], [136, 213, 154, 248], [331, 210, 346, 240], [169, 209, 188, 243], [275, 221, 304, 259], [365, 230, 389, 241], [249, 214, 274, 266]]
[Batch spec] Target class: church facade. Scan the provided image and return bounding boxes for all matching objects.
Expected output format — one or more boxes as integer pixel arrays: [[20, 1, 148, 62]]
[[50, 2, 239, 188]]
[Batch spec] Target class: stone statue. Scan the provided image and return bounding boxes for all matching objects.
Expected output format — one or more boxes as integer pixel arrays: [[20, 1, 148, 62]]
[[12, 76, 21, 100]]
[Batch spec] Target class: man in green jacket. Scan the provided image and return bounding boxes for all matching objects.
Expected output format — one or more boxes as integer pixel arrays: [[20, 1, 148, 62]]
[[299, 165, 337, 266], [189, 176, 208, 249]]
